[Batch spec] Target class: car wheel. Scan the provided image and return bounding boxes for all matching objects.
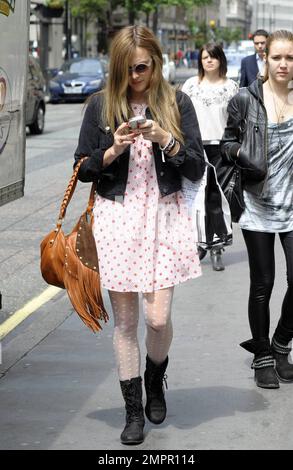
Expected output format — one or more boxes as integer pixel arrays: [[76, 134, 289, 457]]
[[29, 104, 45, 134]]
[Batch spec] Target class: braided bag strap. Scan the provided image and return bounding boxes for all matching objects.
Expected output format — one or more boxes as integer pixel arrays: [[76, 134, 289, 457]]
[[57, 158, 95, 227]]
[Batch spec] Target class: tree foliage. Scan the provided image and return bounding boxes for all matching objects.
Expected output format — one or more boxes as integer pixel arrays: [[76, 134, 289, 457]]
[[68, 0, 109, 19], [188, 20, 243, 48], [66, 0, 214, 51], [67, 0, 212, 24], [215, 27, 243, 45], [138, 0, 212, 21]]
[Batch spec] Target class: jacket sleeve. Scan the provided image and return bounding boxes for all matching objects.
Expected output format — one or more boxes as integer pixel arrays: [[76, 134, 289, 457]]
[[239, 58, 247, 88], [165, 91, 205, 182], [220, 94, 242, 165], [74, 95, 108, 182]]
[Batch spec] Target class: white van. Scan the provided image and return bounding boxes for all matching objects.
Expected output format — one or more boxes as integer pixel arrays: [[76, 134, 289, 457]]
[[0, 0, 30, 206]]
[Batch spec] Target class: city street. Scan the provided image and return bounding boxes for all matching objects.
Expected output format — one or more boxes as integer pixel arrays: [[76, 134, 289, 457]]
[[0, 82, 292, 451]]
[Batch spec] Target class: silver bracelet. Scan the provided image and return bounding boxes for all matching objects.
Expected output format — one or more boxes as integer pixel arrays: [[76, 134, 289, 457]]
[[159, 133, 173, 152], [164, 137, 176, 154]]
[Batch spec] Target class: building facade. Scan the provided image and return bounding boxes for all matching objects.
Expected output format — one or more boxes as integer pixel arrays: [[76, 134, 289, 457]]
[[222, 0, 252, 36], [30, 0, 64, 70], [30, 0, 256, 71], [250, 0, 293, 33], [193, 0, 222, 27]]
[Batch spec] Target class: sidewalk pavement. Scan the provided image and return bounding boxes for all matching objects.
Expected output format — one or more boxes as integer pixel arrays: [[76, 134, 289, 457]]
[[0, 222, 292, 450]]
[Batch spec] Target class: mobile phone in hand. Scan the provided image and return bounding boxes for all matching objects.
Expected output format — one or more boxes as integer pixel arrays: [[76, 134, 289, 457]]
[[128, 115, 146, 129]]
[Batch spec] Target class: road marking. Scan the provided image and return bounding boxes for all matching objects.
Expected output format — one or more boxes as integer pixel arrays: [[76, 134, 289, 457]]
[[0, 286, 61, 340]]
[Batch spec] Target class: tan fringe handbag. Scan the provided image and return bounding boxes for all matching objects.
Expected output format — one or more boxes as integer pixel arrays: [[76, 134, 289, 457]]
[[40, 158, 108, 333]]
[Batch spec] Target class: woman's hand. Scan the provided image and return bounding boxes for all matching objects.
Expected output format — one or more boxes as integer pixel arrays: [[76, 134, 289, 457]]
[[103, 122, 139, 168], [138, 120, 170, 147], [112, 122, 139, 157]]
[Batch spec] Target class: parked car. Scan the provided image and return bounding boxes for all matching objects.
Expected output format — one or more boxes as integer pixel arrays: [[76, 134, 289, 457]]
[[26, 55, 46, 134], [49, 57, 106, 103], [162, 54, 176, 83]]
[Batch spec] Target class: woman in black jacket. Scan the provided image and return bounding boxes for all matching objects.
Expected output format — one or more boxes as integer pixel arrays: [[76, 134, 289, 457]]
[[74, 25, 205, 444], [221, 30, 293, 389]]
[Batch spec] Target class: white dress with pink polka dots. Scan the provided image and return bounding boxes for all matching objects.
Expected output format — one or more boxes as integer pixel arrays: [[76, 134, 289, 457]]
[[93, 103, 201, 292]]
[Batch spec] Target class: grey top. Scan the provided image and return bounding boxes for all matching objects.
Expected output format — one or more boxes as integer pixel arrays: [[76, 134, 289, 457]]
[[239, 116, 293, 233]]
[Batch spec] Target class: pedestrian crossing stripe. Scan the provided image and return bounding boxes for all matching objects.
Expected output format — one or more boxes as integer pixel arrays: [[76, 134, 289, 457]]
[[0, 286, 61, 340]]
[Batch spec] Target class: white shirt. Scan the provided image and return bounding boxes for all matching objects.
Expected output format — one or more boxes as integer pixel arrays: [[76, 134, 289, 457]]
[[181, 77, 239, 142], [256, 54, 265, 75]]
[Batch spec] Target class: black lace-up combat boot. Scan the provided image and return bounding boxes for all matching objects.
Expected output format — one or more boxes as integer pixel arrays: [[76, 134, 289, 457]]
[[144, 355, 168, 424], [119, 376, 145, 445]]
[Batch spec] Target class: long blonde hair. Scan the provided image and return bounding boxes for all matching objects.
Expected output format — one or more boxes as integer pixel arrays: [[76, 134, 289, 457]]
[[101, 25, 183, 142], [263, 30, 293, 82]]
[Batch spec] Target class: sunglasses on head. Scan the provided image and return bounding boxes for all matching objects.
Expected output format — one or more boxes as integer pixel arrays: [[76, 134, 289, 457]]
[[128, 59, 152, 75]]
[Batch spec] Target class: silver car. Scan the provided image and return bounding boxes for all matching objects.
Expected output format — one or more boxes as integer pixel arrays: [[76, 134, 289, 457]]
[[26, 56, 46, 134]]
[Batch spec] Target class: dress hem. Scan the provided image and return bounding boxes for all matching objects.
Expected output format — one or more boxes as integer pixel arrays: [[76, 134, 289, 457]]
[[239, 224, 293, 233], [101, 271, 202, 293]]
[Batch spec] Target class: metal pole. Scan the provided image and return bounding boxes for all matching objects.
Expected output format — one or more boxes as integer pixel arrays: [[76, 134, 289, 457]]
[[39, 21, 49, 72], [65, 0, 72, 60]]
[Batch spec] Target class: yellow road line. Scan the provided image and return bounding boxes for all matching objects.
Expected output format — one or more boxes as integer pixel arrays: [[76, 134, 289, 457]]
[[0, 286, 61, 340]]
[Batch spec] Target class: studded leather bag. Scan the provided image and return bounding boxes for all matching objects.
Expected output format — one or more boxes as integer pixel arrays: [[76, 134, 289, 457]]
[[40, 158, 108, 333]]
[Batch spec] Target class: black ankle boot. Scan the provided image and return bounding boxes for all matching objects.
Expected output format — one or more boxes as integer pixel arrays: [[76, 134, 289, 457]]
[[272, 336, 293, 382], [210, 248, 225, 271], [144, 355, 168, 425], [252, 356, 279, 389], [240, 338, 279, 389], [272, 322, 293, 382], [120, 376, 145, 445]]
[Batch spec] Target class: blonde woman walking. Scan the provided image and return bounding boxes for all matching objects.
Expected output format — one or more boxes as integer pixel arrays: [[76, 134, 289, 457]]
[[74, 25, 205, 444]]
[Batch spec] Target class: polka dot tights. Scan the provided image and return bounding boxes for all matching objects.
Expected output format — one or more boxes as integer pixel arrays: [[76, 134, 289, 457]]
[[109, 288, 174, 381]]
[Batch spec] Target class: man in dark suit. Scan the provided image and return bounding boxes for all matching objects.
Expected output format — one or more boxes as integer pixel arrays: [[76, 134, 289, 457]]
[[240, 29, 269, 87]]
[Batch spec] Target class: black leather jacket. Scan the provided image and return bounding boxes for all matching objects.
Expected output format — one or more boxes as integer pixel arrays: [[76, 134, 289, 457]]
[[221, 79, 268, 196], [74, 90, 205, 200]]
